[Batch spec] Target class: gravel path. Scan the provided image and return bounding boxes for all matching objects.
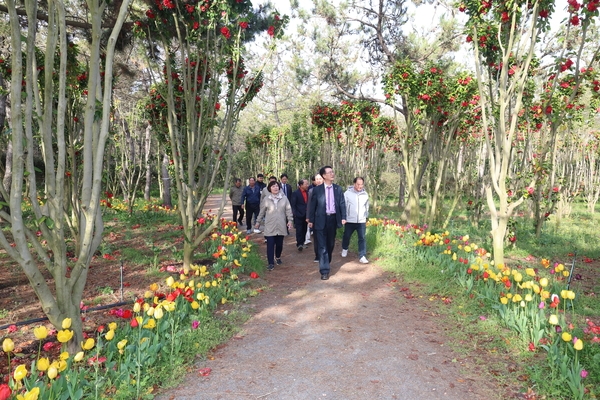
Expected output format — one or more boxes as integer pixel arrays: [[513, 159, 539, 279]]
[[156, 196, 498, 400]]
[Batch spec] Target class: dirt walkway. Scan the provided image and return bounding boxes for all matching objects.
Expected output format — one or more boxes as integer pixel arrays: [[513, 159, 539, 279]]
[[157, 196, 499, 400]]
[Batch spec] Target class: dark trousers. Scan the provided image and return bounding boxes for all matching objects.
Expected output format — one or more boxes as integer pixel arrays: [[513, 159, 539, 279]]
[[316, 214, 337, 275], [342, 222, 367, 258], [294, 216, 308, 247], [245, 203, 259, 230], [232, 205, 244, 224], [266, 235, 284, 265]]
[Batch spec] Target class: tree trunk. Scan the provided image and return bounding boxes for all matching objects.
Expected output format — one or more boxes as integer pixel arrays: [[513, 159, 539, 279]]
[[397, 163, 405, 209], [161, 152, 172, 208], [144, 124, 152, 201]]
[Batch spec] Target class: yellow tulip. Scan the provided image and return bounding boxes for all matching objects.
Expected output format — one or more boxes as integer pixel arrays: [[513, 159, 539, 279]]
[[539, 278, 549, 287], [143, 303, 150, 312], [221, 297, 227, 305], [144, 290, 153, 298], [61, 318, 72, 329], [108, 322, 117, 331], [188, 280, 195, 288], [513, 272, 523, 283], [33, 326, 48, 340], [73, 351, 84, 362], [81, 338, 95, 350], [562, 332, 572, 342], [48, 366, 58, 379], [16, 387, 39, 400], [191, 301, 200, 310], [37, 357, 50, 371], [500, 297, 508, 305], [146, 307, 155, 317], [464, 245, 471, 252], [14, 364, 27, 381], [525, 294, 533, 302], [57, 329, 73, 343], [117, 339, 128, 350], [241, 253, 247, 258], [205, 281, 211, 288], [567, 291, 575, 300], [525, 268, 536, 277], [143, 318, 156, 329], [512, 294, 523, 302], [149, 283, 158, 291], [56, 360, 67, 372], [133, 302, 141, 313], [59, 351, 69, 361], [562, 270, 569, 277], [2, 338, 14, 353], [47, 365, 58, 380], [212, 280, 218, 287], [154, 307, 164, 320], [560, 290, 569, 299], [574, 339, 583, 351], [165, 276, 175, 287], [548, 314, 559, 325], [180, 273, 186, 281], [541, 290, 550, 299], [105, 329, 115, 341]]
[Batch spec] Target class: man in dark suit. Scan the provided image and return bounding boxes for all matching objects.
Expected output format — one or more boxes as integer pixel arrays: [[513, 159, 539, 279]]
[[291, 179, 309, 251], [307, 166, 347, 280], [280, 174, 293, 202]]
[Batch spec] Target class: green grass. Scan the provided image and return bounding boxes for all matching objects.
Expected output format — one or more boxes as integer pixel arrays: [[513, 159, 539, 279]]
[[121, 247, 151, 264]]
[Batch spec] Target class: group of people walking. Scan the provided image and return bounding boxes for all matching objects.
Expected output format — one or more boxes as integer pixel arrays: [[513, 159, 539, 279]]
[[229, 167, 369, 280]]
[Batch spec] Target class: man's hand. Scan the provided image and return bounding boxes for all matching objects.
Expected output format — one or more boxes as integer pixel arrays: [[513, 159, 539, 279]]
[[341, 219, 346, 225], [308, 222, 313, 228]]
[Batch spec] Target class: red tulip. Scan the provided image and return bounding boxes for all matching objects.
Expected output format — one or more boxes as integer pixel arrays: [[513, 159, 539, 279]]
[[0, 384, 11, 400]]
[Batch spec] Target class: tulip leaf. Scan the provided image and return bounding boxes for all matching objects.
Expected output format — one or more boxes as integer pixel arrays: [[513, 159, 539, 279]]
[[45, 217, 55, 230]]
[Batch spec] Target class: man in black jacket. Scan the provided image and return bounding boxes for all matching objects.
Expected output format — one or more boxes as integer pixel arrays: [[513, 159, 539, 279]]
[[291, 179, 309, 251], [307, 166, 347, 280], [280, 174, 293, 202]]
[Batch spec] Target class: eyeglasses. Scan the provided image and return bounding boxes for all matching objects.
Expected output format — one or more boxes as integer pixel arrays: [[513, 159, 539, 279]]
[[325, 170, 334, 175]]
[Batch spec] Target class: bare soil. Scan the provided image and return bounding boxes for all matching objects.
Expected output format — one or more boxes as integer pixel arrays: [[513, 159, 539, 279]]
[[1, 195, 599, 398]]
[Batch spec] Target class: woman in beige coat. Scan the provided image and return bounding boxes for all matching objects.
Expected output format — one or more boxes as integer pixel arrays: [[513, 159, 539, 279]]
[[255, 181, 294, 270]]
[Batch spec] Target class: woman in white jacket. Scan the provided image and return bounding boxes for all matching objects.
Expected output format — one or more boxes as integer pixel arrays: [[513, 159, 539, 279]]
[[341, 177, 369, 263], [255, 181, 294, 270]]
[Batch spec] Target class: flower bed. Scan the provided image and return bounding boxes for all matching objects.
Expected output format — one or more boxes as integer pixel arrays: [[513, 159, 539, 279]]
[[1, 214, 261, 399], [366, 218, 598, 399]]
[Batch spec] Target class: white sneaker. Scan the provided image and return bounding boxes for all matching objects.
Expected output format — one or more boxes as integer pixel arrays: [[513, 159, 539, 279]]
[[341, 249, 348, 257], [253, 229, 261, 233], [359, 256, 369, 264], [304, 240, 311, 244]]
